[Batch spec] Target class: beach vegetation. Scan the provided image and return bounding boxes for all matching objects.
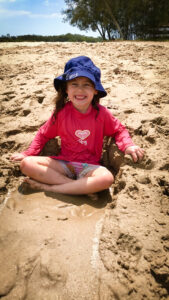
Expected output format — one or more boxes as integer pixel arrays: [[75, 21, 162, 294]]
[[63, 0, 169, 40], [0, 33, 101, 43]]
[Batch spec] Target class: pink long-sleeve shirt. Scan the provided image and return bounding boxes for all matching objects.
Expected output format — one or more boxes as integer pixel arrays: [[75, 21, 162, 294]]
[[22, 102, 134, 165]]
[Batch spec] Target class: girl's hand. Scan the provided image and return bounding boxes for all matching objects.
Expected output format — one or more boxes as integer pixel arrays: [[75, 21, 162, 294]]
[[10, 153, 26, 162], [125, 145, 144, 162]]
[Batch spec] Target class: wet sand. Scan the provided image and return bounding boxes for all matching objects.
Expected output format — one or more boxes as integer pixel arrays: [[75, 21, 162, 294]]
[[0, 41, 169, 299], [0, 188, 106, 299]]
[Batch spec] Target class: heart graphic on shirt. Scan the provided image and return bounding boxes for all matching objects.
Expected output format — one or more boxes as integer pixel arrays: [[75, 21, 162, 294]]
[[75, 130, 90, 140]]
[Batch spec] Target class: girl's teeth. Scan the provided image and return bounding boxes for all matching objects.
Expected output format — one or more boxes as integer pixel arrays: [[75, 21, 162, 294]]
[[76, 96, 85, 100]]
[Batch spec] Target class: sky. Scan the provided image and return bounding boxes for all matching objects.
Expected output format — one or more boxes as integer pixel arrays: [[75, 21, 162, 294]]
[[0, 0, 98, 37]]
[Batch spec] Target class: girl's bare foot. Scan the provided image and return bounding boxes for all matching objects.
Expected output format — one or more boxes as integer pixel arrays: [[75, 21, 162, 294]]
[[24, 178, 53, 192]]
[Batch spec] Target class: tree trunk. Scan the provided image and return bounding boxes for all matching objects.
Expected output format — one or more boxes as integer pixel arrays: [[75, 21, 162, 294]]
[[104, 0, 124, 39], [96, 24, 106, 40]]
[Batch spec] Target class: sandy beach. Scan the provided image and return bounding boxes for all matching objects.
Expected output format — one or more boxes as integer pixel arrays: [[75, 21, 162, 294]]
[[0, 41, 169, 299]]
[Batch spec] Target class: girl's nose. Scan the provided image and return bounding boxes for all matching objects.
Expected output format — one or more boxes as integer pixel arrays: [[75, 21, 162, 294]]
[[77, 85, 84, 91]]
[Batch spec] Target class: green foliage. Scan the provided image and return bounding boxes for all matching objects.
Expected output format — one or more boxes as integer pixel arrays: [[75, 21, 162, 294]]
[[0, 34, 101, 43], [63, 0, 169, 40], [63, 0, 118, 40]]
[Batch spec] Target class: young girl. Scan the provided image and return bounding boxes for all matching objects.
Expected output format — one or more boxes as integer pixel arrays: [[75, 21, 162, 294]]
[[11, 56, 144, 196]]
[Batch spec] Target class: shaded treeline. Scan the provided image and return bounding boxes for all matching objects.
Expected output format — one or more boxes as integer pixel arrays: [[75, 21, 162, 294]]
[[63, 0, 169, 40], [0, 33, 101, 43]]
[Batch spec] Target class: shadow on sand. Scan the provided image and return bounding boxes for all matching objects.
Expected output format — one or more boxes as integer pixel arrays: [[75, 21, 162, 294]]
[[17, 182, 112, 210]]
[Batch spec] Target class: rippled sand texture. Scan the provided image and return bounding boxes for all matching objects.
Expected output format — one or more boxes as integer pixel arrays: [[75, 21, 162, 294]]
[[0, 41, 169, 299]]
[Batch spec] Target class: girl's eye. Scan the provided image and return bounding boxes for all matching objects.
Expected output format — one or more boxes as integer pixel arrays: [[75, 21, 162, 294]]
[[69, 82, 93, 88], [84, 83, 92, 87]]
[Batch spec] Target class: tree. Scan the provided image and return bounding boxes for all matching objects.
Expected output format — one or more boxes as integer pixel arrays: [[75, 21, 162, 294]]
[[63, 0, 169, 40], [63, 0, 121, 40]]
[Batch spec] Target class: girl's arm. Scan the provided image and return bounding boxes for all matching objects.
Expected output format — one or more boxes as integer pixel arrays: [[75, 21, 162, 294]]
[[104, 108, 144, 162]]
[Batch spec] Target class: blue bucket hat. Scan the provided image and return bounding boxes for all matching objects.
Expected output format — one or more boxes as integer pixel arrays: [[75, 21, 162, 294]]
[[54, 56, 107, 98]]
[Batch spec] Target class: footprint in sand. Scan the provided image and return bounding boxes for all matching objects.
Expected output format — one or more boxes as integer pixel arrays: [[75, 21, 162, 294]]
[[40, 250, 67, 289]]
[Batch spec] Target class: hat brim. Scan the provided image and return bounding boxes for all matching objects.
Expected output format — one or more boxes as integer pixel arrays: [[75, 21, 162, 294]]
[[54, 70, 107, 98]]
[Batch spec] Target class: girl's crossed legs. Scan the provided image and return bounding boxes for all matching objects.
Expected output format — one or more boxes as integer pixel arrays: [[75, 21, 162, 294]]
[[20, 156, 114, 195]]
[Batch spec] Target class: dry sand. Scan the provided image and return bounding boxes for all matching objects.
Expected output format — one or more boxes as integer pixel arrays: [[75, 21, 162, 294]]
[[0, 41, 169, 299]]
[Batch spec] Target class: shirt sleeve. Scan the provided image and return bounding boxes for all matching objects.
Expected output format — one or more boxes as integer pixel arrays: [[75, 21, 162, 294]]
[[103, 108, 135, 152], [22, 112, 58, 156]]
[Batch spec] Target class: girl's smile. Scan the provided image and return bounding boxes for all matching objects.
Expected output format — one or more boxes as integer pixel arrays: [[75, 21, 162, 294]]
[[66, 77, 98, 113], [75, 95, 86, 101]]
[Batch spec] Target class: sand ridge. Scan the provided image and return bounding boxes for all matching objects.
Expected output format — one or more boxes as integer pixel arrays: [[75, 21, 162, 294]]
[[0, 41, 169, 299]]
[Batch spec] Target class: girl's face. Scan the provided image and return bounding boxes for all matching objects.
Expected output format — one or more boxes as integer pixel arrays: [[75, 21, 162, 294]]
[[66, 77, 98, 113]]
